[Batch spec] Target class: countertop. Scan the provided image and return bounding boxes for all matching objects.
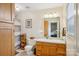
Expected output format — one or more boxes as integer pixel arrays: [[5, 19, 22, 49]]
[[33, 38, 65, 44]]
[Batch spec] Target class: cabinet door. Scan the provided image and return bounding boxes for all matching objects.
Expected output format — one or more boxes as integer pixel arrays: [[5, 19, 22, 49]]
[[57, 47, 66, 55], [0, 28, 12, 56], [0, 3, 12, 22], [49, 46, 57, 56], [41, 45, 48, 56], [0, 3, 15, 56], [57, 44, 66, 56]]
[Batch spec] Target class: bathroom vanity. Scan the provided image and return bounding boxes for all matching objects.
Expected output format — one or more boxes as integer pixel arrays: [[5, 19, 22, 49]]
[[34, 39, 66, 56]]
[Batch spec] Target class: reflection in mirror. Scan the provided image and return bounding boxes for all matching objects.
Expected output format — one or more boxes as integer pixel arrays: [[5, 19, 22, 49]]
[[44, 17, 60, 38], [50, 23, 57, 37]]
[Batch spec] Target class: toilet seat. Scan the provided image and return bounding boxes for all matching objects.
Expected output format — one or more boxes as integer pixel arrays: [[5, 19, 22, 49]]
[[25, 45, 33, 51]]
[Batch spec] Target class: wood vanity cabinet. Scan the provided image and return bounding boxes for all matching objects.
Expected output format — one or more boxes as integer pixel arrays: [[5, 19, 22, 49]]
[[36, 42, 66, 56], [0, 3, 15, 56]]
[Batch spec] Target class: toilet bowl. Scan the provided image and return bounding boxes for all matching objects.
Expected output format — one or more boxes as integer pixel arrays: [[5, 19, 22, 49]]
[[25, 45, 33, 55], [25, 39, 36, 55]]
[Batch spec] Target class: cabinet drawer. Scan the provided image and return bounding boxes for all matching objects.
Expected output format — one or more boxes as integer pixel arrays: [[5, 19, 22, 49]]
[[47, 43, 57, 47], [36, 45, 42, 50], [57, 44, 66, 48], [36, 42, 57, 47], [36, 42, 45, 45]]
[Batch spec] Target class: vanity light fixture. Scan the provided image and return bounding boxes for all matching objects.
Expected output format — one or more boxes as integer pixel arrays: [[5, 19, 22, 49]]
[[53, 13, 59, 17], [44, 13, 59, 18], [49, 14, 53, 18]]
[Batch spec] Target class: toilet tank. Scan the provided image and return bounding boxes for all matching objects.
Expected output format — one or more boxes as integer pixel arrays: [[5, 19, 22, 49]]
[[27, 39, 36, 46]]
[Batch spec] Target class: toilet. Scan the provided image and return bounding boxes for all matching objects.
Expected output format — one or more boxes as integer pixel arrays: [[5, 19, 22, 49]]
[[25, 45, 33, 55], [25, 40, 36, 55]]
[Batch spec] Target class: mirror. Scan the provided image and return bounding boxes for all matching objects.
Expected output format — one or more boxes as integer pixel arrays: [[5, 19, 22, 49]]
[[44, 17, 60, 38]]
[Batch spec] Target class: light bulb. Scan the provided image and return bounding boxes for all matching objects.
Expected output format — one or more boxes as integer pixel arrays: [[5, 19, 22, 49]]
[[53, 13, 59, 17], [44, 14, 49, 18], [49, 14, 53, 18]]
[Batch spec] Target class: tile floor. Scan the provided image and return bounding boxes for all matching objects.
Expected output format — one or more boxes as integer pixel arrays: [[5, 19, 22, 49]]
[[16, 50, 34, 56]]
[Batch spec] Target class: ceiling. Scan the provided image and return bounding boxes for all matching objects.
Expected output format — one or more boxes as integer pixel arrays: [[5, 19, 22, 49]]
[[15, 3, 66, 11]]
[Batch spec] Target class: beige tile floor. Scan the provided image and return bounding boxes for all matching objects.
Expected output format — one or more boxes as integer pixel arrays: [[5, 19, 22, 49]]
[[16, 50, 34, 56]]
